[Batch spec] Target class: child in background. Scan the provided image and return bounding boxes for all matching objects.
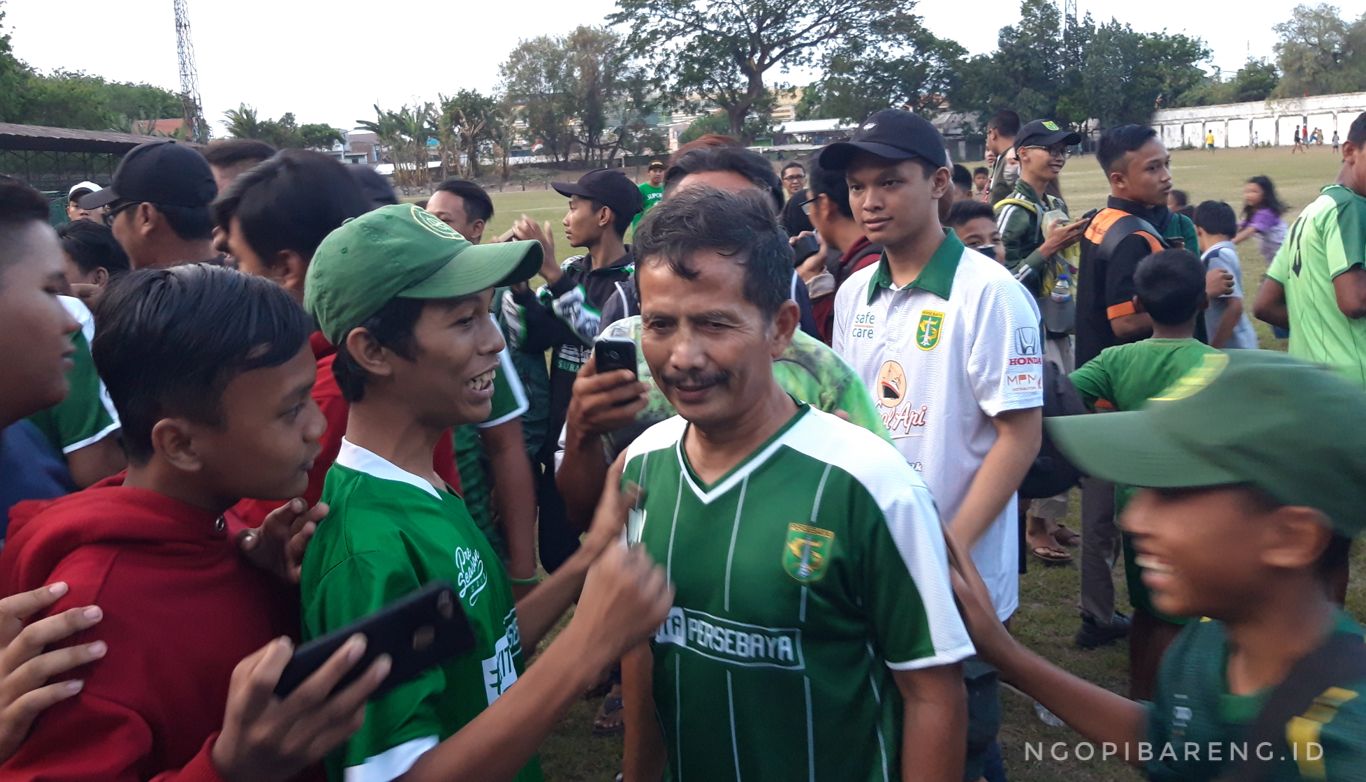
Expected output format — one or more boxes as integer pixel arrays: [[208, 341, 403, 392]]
[[1194, 201, 1259, 349], [1235, 175, 1289, 266], [1066, 249, 1218, 700]]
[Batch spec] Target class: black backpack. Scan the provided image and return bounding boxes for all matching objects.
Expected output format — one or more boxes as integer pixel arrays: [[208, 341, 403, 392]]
[[1018, 359, 1088, 499]]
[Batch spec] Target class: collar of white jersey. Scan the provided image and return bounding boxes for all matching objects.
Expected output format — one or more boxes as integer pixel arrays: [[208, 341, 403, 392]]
[[335, 438, 442, 500]]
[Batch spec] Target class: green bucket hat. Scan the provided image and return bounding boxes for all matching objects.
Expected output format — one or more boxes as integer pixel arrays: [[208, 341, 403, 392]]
[[304, 203, 543, 346], [1048, 350, 1366, 536]]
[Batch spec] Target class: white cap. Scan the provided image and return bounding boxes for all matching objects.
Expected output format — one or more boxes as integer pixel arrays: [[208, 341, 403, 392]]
[[68, 181, 102, 199]]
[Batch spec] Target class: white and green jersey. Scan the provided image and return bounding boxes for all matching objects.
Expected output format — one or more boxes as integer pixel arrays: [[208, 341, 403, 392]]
[[623, 405, 973, 782], [300, 440, 540, 782], [27, 296, 119, 457]]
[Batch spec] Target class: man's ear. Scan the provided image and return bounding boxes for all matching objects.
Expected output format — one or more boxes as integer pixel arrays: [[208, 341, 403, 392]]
[[597, 206, 613, 230], [1261, 506, 1336, 571], [469, 219, 487, 245], [928, 167, 952, 201], [277, 250, 309, 300], [150, 417, 204, 473], [344, 326, 395, 380], [137, 203, 160, 238], [769, 300, 800, 359], [1108, 169, 1127, 193], [91, 266, 110, 287], [1131, 295, 1146, 314]]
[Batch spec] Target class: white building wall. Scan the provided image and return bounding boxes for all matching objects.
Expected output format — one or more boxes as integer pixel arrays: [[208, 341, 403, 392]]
[[1151, 91, 1366, 148]]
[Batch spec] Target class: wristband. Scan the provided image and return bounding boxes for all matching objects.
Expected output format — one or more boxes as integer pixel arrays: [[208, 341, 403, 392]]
[[508, 574, 543, 586]]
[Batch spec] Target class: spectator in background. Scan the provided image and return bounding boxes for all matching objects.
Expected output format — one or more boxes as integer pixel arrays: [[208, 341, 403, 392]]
[[986, 109, 1021, 205], [1194, 201, 1258, 350], [952, 164, 974, 202], [631, 159, 667, 232], [80, 141, 219, 270], [801, 156, 883, 342], [57, 220, 129, 291], [65, 182, 102, 223], [201, 138, 275, 192], [1256, 111, 1366, 388], [780, 160, 815, 236], [1235, 175, 1288, 266], [973, 166, 991, 201], [1166, 189, 1195, 220], [946, 199, 1005, 265]]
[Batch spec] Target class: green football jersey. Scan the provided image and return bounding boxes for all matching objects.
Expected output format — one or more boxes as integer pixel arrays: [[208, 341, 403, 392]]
[[632, 182, 665, 230], [1267, 185, 1366, 388], [596, 316, 889, 460], [27, 296, 119, 457], [1146, 611, 1366, 781], [301, 441, 540, 782], [623, 405, 973, 782]]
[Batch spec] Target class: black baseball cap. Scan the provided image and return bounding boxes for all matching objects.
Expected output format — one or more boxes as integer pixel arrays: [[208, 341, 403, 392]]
[[647, 160, 666, 170], [552, 169, 645, 218], [818, 109, 948, 171], [1016, 120, 1082, 150], [79, 141, 217, 210]]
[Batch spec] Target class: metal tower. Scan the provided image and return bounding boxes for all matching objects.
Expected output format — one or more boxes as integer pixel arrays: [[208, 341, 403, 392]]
[[1062, 0, 1077, 33], [174, 0, 207, 142]]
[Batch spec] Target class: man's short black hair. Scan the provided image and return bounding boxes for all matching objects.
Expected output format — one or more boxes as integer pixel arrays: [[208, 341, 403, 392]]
[[91, 264, 312, 464], [664, 146, 785, 214], [153, 202, 214, 242], [1134, 249, 1205, 325], [213, 149, 370, 265], [1169, 189, 1188, 208], [57, 221, 130, 277], [952, 164, 972, 190], [806, 157, 853, 219], [331, 297, 425, 403], [593, 199, 635, 238], [1098, 124, 1159, 175], [781, 161, 806, 175], [988, 110, 1021, 138], [0, 180, 51, 279], [973, 166, 989, 177], [202, 139, 277, 170], [945, 199, 995, 228], [1194, 200, 1238, 238], [433, 178, 494, 224], [634, 186, 790, 319], [1349, 112, 1366, 147]]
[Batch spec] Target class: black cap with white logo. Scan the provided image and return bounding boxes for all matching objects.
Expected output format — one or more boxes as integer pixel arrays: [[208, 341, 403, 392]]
[[551, 168, 645, 219], [79, 141, 217, 210], [818, 109, 949, 171]]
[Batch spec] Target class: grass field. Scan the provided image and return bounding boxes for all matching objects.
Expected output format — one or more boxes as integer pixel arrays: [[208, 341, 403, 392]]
[[482, 147, 1365, 781]]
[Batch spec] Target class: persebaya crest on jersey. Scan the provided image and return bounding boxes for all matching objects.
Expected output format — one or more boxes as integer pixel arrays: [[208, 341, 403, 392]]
[[783, 522, 835, 582], [916, 310, 945, 350]]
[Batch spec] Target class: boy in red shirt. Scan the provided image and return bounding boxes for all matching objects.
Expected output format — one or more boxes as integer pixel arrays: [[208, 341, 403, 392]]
[[0, 264, 388, 781]]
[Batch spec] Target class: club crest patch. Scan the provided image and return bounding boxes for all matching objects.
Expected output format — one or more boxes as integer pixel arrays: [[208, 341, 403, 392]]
[[783, 523, 835, 583], [916, 310, 945, 350]]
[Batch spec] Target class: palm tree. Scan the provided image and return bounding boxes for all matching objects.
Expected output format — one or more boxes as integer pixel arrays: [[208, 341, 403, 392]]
[[223, 104, 268, 139]]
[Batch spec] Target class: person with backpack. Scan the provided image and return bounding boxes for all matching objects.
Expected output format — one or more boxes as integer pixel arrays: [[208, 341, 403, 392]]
[[996, 119, 1088, 566], [950, 348, 1366, 781], [800, 156, 883, 344]]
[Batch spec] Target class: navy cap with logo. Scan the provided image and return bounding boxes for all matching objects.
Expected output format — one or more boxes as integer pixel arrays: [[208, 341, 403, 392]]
[[818, 109, 949, 171], [79, 141, 217, 210], [552, 168, 645, 219], [1015, 120, 1083, 151]]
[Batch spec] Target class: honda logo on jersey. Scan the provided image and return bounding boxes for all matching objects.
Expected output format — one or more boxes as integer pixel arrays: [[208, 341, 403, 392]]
[[1015, 327, 1039, 356]]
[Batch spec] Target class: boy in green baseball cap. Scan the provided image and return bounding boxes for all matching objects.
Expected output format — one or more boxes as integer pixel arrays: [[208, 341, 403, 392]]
[[950, 349, 1366, 780], [299, 204, 674, 782]]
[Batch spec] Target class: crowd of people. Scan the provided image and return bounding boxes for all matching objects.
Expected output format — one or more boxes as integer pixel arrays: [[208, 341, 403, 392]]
[[0, 104, 1363, 782]]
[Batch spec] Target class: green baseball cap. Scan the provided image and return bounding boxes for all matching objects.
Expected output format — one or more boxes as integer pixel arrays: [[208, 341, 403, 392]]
[[305, 203, 543, 346], [1048, 350, 1366, 537]]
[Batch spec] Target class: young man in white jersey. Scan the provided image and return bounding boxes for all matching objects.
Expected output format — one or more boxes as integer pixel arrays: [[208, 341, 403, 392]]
[[619, 187, 971, 782], [824, 109, 1044, 782]]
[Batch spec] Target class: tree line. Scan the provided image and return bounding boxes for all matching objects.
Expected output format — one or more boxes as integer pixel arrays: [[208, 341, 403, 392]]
[[1, 0, 1363, 176]]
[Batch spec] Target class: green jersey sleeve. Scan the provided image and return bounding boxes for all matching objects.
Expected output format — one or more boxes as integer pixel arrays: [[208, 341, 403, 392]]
[[27, 297, 119, 455], [1069, 351, 1114, 409], [480, 346, 529, 430], [306, 552, 446, 779], [1327, 193, 1366, 278]]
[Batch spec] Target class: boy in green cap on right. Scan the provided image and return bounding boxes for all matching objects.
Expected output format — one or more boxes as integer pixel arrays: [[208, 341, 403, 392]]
[[300, 204, 673, 782], [950, 349, 1366, 780]]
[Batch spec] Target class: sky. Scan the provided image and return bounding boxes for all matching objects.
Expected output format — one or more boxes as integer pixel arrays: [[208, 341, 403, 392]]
[[5, 0, 1297, 135]]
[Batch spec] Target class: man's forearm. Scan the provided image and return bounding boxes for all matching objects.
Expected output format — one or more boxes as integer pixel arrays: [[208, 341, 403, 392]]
[[513, 541, 600, 654], [621, 644, 666, 782], [1254, 278, 1289, 328], [557, 428, 610, 532], [947, 410, 1041, 550]]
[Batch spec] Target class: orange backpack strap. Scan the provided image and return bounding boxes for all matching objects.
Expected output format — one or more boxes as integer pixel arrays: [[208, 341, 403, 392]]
[[1086, 207, 1167, 257]]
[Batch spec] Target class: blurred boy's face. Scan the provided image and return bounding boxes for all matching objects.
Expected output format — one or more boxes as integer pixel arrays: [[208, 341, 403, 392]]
[[1341, 140, 1366, 197], [388, 292, 505, 429], [193, 345, 324, 502], [954, 216, 1005, 265], [0, 222, 79, 427], [563, 195, 607, 249], [974, 172, 989, 191], [845, 154, 948, 251], [1120, 486, 1282, 618]]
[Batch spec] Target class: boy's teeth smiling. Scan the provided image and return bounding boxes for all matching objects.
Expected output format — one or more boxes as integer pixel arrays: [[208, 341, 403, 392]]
[[468, 368, 495, 392], [1134, 554, 1172, 575]]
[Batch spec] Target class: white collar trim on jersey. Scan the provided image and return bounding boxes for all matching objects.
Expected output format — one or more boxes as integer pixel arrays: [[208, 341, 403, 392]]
[[674, 410, 807, 504], [335, 439, 441, 500]]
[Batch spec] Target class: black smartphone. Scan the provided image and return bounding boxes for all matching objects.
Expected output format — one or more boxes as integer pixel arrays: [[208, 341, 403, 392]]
[[792, 234, 821, 265], [274, 581, 475, 699], [594, 336, 638, 377]]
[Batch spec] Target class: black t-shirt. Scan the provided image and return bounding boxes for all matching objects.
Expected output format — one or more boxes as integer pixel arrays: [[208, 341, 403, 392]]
[[781, 189, 814, 236], [1076, 197, 1170, 366]]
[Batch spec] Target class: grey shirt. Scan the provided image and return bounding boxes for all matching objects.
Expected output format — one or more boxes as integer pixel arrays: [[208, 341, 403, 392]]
[[1201, 241, 1258, 350]]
